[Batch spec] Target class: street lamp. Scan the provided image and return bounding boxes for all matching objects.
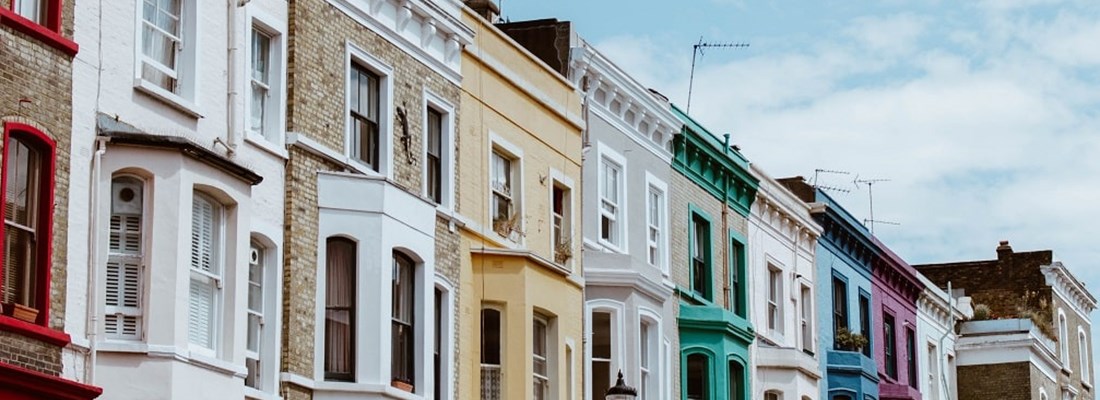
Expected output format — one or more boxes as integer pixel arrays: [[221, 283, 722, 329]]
[[605, 370, 637, 400]]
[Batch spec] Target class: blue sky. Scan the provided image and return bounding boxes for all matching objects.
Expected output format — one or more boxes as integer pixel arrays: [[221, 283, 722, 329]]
[[506, 0, 1100, 373]]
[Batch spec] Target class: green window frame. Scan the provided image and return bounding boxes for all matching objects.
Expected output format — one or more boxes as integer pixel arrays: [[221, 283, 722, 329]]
[[728, 229, 747, 318], [688, 205, 713, 301]]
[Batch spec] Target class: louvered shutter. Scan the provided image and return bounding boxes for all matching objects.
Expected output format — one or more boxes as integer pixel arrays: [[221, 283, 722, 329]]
[[188, 194, 219, 349], [105, 178, 144, 340]]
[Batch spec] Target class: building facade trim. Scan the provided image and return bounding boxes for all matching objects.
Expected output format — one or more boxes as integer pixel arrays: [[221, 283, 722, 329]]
[[670, 105, 758, 218]]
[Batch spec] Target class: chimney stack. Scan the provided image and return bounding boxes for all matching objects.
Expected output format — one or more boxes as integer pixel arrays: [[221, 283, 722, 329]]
[[996, 240, 1013, 260], [464, 0, 499, 21]]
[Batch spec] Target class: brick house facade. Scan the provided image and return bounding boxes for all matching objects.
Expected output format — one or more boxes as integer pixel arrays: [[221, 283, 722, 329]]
[[279, 0, 471, 399], [917, 242, 1096, 400]]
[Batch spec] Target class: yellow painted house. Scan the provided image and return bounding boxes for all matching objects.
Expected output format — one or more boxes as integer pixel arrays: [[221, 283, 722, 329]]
[[457, 5, 585, 400]]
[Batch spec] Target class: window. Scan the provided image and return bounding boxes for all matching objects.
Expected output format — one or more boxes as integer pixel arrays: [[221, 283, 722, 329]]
[[490, 148, 520, 239], [646, 184, 664, 269], [104, 177, 144, 339], [433, 288, 443, 400], [685, 354, 709, 400], [392, 252, 416, 387], [1058, 311, 1068, 364], [425, 108, 443, 204], [831, 277, 848, 341], [551, 183, 571, 264], [1, 129, 54, 326], [832, 395, 852, 400], [728, 360, 745, 400], [13, 0, 48, 26], [639, 321, 655, 400], [139, 0, 190, 96], [1080, 330, 1090, 384], [590, 311, 612, 398], [598, 158, 622, 247], [859, 294, 871, 357], [690, 212, 711, 300], [350, 64, 381, 171], [800, 286, 813, 354], [245, 241, 266, 390], [188, 192, 222, 352], [249, 28, 273, 141], [324, 237, 355, 381], [906, 328, 917, 389], [884, 313, 897, 379], [533, 315, 550, 400], [767, 266, 782, 332], [764, 391, 781, 400], [480, 308, 502, 399], [729, 237, 746, 317], [928, 344, 939, 400]]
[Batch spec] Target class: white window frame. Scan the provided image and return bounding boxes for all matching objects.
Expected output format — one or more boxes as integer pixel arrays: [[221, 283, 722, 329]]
[[245, 9, 287, 151], [596, 143, 627, 252], [345, 42, 394, 178], [244, 234, 280, 397], [548, 169, 575, 270], [187, 191, 224, 357], [800, 284, 814, 353], [422, 90, 456, 209], [586, 300, 624, 400], [1058, 309, 1070, 368], [104, 175, 148, 341], [638, 308, 662, 400], [434, 276, 456, 400], [488, 134, 524, 244], [644, 173, 668, 275], [133, 0, 200, 116], [767, 264, 783, 334]]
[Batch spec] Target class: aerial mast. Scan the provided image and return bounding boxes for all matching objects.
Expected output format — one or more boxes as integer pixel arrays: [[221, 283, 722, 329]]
[[686, 38, 748, 113]]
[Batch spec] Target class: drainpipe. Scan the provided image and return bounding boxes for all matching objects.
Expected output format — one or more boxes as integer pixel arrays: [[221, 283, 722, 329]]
[[85, 136, 108, 385], [721, 133, 731, 310], [938, 281, 954, 400], [223, 0, 248, 157]]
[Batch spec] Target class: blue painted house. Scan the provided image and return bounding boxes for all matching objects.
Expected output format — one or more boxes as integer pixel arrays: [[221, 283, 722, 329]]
[[780, 178, 880, 400]]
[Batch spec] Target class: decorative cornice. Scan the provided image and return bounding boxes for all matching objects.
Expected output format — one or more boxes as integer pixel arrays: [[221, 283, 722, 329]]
[[1041, 262, 1097, 318], [328, 0, 474, 85], [751, 168, 823, 252], [678, 304, 756, 345], [670, 105, 759, 218], [871, 238, 924, 303], [570, 42, 680, 162]]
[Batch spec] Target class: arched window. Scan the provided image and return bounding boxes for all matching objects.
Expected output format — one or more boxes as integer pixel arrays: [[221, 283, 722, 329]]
[[245, 239, 273, 390], [0, 125, 55, 326], [764, 390, 783, 400], [685, 353, 709, 400], [324, 237, 355, 381], [591, 310, 613, 396], [729, 360, 746, 400], [105, 176, 145, 339], [1080, 329, 1090, 383], [1058, 311, 1068, 363], [391, 251, 416, 388]]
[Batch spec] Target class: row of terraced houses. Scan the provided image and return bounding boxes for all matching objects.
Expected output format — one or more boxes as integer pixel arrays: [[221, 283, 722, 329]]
[[0, 0, 1094, 399]]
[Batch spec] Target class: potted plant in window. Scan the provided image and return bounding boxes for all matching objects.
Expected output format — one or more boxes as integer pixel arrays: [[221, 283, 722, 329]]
[[3, 302, 39, 324], [492, 213, 523, 240], [554, 238, 573, 265], [834, 327, 868, 352], [390, 379, 414, 393]]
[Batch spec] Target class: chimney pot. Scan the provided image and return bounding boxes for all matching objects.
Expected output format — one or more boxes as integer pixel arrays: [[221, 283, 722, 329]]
[[996, 240, 1012, 259]]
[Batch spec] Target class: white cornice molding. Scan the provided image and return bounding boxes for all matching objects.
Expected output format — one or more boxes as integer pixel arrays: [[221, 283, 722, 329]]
[[326, 0, 474, 85], [571, 42, 679, 160], [750, 168, 822, 251], [584, 267, 675, 303], [1041, 262, 1097, 320], [957, 327, 1060, 381]]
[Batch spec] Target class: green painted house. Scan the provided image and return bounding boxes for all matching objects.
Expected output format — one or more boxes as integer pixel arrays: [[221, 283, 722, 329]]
[[669, 105, 759, 400]]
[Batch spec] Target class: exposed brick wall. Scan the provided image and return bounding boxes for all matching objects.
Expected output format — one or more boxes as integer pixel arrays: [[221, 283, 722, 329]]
[[669, 171, 748, 310], [282, 0, 464, 397], [915, 246, 1052, 321], [957, 362, 1032, 400], [0, 6, 76, 376]]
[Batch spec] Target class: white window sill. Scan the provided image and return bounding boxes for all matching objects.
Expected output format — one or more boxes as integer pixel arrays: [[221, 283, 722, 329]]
[[286, 132, 388, 179], [1083, 381, 1093, 391], [98, 341, 246, 378], [244, 134, 289, 160], [244, 386, 283, 400], [312, 380, 424, 400], [597, 238, 626, 254], [134, 79, 203, 119]]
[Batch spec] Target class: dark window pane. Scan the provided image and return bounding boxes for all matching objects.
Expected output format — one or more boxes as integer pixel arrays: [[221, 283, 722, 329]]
[[481, 309, 501, 365], [686, 354, 708, 400], [324, 237, 356, 380]]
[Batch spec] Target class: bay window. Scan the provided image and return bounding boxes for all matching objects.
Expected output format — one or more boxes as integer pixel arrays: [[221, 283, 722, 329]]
[[590, 311, 612, 397], [533, 315, 550, 400], [480, 307, 502, 400], [245, 241, 265, 389], [188, 192, 222, 352], [105, 176, 145, 339], [392, 252, 416, 388]]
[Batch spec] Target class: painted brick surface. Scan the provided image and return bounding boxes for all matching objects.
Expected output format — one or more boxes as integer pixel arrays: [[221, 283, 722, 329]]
[[0, 0, 76, 376]]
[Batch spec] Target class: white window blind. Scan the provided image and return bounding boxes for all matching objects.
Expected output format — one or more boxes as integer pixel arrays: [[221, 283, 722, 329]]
[[105, 177, 144, 339], [188, 193, 220, 350]]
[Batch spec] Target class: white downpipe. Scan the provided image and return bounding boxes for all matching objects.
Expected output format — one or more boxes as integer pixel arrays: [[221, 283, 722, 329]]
[[85, 136, 108, 385], [225, 0, 245, 155]]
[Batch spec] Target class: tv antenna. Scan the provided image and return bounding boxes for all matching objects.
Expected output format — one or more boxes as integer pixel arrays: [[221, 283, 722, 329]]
[[811, 168, 851, 194], [854, 176, 895, 234], [686, 37, 749, 113]]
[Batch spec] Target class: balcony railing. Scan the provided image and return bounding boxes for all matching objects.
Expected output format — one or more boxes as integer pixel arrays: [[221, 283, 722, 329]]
[[481, 365, 502, 400]]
